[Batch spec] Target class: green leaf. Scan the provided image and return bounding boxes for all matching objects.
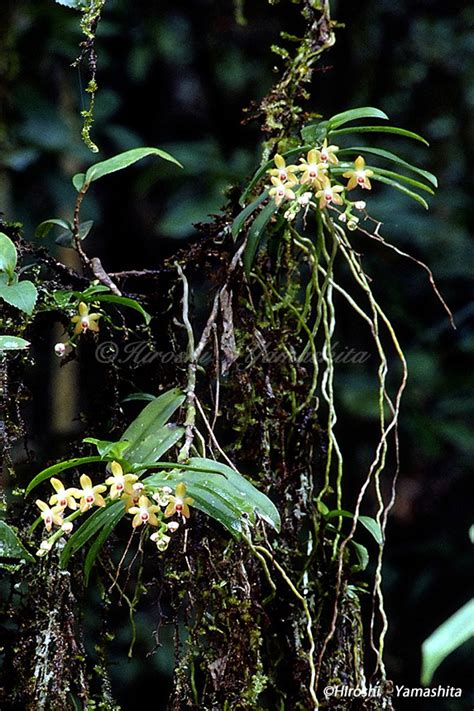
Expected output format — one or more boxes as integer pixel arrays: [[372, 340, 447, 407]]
[[60, 501, 125, 568], [72, 173, 86, 192], [243, 200, 280, 275], [0, 521, 35, 562], [35, 218, 71, 239], [338, 146, 437, 187], [358, 516, 383, 545], [325, 509, 354, 519], [300, 120, 329, 144], [92, 293, 151, 324], [189, 457, 281, 531], [351, 541, 369, 571], [327, 107, 389, 129], [83, 147, 183, 187], [330, 125, 429, 146], [84, 502, 127, 584], [232, 191, 268, 240], [0, 232, 18, 276], [317, 500, 330, 515], [125, 425, 184, 465], [82, 438, 131, 459], [0, 281, 38, 315], [370, 168, 434, 195], [421, 599, 474, 685], [55, 220, 94, 247], [143, 470, 245, 535], [370, 174, 430, 210], [26, 456, 105, 495], [144, 457, 281, 535], [122, 388, 185, 453], [122, 392, 156, 403], [0, 335, 30, 351]]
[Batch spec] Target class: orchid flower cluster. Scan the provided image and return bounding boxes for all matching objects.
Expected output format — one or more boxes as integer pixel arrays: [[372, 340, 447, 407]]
[[266, 139, 373, 229], [54, 301, 102, 357], [35, 461, 193, 557]]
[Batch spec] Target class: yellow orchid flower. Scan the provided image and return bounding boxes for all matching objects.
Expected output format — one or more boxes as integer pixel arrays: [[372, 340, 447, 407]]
[[128, 495, 161, 528], [49, 477, 78, 510], [267, 153, 299, 184], [315, 180, 345, 209], [297, 149, 328, 188], [318, 138, 339, 165], [164, 482, 193, 519], [75, 474, 107, 512], [105, 461, 138, 499], [71, 302, 101, 335], [36, 499, 64, 531], [342, 155, 374, 190], [269, 177, 296, 207]]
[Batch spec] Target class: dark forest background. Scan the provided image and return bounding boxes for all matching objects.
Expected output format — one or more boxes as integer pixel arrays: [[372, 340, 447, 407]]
[[0, 0, 473, 708]]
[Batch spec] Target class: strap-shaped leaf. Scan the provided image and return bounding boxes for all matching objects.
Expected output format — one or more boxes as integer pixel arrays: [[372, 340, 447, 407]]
[[370, 168, 434, 195], [232, 191, 268, 240], [143, 457, 281, 534], [338, 146, 437, 187], [143, 471, 248, 536], [83, 502, 127, 583], [125, 424, 185, 465], [92, 293, 151, 324], [77, 147, 182, 190], [188, 458, 280, 530], [26, 456, 105, 495], [370, 174, 429, 210], [421, 599, 474, 685], [330, 125, 429, 146], [0, 281, 38, 315], [327, 107, 389, 129], [122, 388, 185, 454], [122, 392, 156, 403], [60, 500, 125, 568], [243, 200, 280, 275]]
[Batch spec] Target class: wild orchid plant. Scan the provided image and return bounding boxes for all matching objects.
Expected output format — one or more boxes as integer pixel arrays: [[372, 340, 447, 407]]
[[0, 53, 459, 711]]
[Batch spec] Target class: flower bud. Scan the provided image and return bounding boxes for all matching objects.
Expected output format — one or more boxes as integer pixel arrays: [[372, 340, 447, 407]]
[[61, 521, 74, 534], [54, 343, 66, 357], [37, 540, 52, 557], [156, 535, 171, 552], [167, 521, 180, 533], [354, 200, 366, 211]]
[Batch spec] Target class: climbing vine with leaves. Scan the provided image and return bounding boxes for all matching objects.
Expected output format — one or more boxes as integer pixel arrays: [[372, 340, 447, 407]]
[[0, 0, 456, 709]]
